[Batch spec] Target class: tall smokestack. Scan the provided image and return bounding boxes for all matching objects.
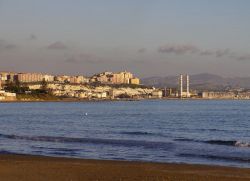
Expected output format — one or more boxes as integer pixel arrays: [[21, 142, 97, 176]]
[[179, 74, 183, 98], [186, 74, 190, 98]]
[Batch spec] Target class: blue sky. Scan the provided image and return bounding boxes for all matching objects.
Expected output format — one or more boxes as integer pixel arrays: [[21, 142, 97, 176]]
[[0, 0, 250, 77]]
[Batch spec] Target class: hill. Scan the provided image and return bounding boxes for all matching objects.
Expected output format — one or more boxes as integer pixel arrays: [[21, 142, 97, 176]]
[[141, 73, 250, 91]]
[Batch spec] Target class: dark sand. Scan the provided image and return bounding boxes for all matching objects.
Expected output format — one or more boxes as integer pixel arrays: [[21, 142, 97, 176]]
[[0, 154, 249, 181]]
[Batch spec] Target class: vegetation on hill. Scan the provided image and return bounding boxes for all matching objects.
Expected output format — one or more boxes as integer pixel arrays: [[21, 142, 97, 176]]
[[3, 79, 59, 101], [16, 93, 59, 101], [4, 80, 29, 93]]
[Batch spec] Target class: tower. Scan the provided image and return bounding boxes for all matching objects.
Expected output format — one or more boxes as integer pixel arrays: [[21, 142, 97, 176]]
[[178, 74, 190, 98], [186, 74, 190, 97], [178, 74, 183, 98]]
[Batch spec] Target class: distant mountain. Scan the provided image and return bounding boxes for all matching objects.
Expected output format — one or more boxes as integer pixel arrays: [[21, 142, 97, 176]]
[[141, 73, 250, 91]]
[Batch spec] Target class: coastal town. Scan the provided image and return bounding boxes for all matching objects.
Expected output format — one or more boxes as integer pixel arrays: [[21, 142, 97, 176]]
[[1, 71, 250, 101], [0, 71, 154, 101]]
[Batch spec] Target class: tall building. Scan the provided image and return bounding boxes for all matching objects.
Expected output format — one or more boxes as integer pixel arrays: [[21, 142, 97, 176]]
[[90, 71, 139, 85], [18, 73, 42, 83], [178, 74, 190, 98], [0, 72, 18, 83], [69, 76, 88, 84], [43, 75, 55, 82], [7, 73, 18, 82], [112, 71, 133, 84], [0, 72, 9, 82]]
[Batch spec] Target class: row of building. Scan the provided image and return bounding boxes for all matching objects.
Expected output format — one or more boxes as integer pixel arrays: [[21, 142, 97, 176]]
[[0, 71, 140, 85], [26, 83, 159, 100], [0, 72, 89, 84], [89, 71, 140, 85], [200, 91, 250, 99]]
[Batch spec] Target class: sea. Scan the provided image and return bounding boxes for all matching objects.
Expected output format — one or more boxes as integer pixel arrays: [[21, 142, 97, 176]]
[[0, 100, 249, 168]]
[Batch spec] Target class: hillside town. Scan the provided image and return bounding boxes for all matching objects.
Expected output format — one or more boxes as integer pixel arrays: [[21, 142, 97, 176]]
[[1, 71, 250, 101], [0, 71, 159, 101]]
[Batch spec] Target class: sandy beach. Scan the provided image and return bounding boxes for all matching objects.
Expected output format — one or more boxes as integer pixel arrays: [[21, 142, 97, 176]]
[[0, 154, 249, 181]]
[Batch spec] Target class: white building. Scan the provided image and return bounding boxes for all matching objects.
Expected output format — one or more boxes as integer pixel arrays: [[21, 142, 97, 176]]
[[152, 90, 163, 98], [43, 75, 55, 82], [0, 90, 16, 101]]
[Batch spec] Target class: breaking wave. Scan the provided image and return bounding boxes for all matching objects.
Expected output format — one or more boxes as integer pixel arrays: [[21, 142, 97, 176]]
[[205, 140, 237, 146], [178, 153, 250, 163], [205, 140, 250, 147], [235, 141, 250, 147], [120, 131, 155, 136], [0, 133, 172, 150], [175, 138, 250, 147]]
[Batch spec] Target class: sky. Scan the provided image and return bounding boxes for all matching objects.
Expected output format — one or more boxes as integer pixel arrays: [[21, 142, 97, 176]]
[[0, 0, 250, 78]]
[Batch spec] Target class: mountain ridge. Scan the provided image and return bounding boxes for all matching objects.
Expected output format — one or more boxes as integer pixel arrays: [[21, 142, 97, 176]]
[[141, 73, 250, 90]]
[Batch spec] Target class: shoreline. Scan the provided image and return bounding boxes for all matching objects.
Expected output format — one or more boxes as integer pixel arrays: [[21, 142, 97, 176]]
[[0, 98, 140, 103], [1, 97, 250, 103], [0, 154, 249, 181]]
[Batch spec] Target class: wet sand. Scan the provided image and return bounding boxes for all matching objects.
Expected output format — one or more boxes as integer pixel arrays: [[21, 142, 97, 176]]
[[0, 154, 249, 181]]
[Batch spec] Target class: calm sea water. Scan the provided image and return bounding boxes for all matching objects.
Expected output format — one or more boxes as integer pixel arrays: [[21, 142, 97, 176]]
[[0, 100, 249, 168]]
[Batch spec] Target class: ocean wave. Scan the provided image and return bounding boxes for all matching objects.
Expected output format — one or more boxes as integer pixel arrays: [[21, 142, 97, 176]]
[[120, 131, 155, 136], [175, 138, 250, 147], [31, 146, 82, 152], [0, 133, 172, 150], [178, 153, 250, 163], [235, 141, 250, 147], [204, 140, 237, 146], [0, 150, 15, 154], [205, 140, 250, 147], [174, 138, 195, 142]]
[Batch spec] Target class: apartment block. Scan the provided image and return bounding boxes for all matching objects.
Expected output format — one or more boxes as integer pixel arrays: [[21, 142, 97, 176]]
[[69, 76, 89, 84], [0, 72, 10, 82], [90, 72, 113, 83], [17, 73, 44, 83], [43, 75, 55, 82], [112, 71, 133, 84]]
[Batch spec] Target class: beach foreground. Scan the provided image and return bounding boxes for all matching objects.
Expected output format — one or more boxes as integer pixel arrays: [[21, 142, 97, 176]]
[[0, 155, 249, 181]]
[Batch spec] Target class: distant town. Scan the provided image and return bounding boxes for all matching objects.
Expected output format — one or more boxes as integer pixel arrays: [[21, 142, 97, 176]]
[[1, 71, 250, 101]]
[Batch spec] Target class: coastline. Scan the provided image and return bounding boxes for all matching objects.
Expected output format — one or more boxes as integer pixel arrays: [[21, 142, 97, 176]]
[[0, 154, 249, 181], [1, 97, 250, 103], [0, 98, 140, 103]]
